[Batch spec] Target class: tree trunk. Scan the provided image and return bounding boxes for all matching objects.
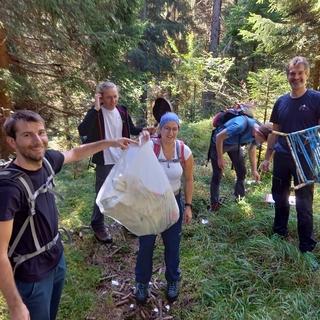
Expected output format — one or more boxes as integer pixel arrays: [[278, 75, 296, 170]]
[[0, 25, 13, 159], [311, 59, 320, 90], [140, 0, 147, 20], [257, 79, 270, 168], [209, 0, 222, 56], [202, 90, 216, 115]]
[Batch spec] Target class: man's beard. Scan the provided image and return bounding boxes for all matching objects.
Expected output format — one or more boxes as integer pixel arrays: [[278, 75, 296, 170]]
[[290, 80, 305, 89], [20, 144, 47, 163]]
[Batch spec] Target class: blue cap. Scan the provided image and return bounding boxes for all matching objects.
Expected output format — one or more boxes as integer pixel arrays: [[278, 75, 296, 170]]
[[159, 112, 180, 128]]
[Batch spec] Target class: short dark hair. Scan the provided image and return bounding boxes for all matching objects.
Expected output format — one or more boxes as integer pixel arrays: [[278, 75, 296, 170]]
[[286, 56, 310, 76], [257, 123, 273, 141], [3, 110, 45, 139]]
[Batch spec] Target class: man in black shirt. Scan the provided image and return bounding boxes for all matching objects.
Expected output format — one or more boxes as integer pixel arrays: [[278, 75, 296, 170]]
[[261, 56, 320, 269], [0, 110, 135, 320]]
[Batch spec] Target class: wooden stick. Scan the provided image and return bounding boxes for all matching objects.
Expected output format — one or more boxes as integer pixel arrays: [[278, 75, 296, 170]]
[[272, 125, 320, 137], [293, 180, 314, 190], [112, 291, 126, 296], [271, 129, 288, 136], [140, 309, 147, 319], [107, 247, 122, 258], [121, 292, 133, 300], [119, 282, 126, 291], [99, 274, 116, 282], [159, 299, 163, 319], [115, 299, 129, 307]]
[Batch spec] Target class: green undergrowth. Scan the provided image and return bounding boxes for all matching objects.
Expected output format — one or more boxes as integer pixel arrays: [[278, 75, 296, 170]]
[[172, 166, 320, 320], [2, 121, 320, 319], [54, 160, 320, 320], [179, 119, 211, 163], [56, 161, 102, 319], [59, 245, 101, 319]]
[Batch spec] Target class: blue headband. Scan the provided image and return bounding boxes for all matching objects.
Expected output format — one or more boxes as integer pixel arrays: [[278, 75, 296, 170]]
[[159, 112, 180, 128]]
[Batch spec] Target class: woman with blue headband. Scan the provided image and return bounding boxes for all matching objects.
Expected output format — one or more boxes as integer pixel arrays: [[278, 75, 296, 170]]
[[134, 112, 194, 304]]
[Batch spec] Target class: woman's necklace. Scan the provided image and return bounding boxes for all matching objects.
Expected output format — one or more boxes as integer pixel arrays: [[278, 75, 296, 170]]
[[160, 140, 175, 168]]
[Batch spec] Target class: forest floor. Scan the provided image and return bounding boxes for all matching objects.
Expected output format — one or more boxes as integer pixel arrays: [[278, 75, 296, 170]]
[[55, 161, 320, 320], [2, 159, 320, 320], [62, 224, 189, 320]]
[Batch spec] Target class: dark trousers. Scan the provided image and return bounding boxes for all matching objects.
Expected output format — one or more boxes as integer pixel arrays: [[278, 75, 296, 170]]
[[135, 194, 183, 284], [210, 144, 246, 204], [272, 152, 316, 252], [16, 254, 66, 320], [91, 164, 114, 231]]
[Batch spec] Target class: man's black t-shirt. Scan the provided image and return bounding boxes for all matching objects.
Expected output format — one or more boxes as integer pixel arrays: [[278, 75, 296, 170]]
[[270, 89, 320, 153], [0, 150, 64, 282]]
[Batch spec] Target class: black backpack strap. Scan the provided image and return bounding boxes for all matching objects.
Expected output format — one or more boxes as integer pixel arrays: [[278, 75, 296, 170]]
[[0, 168, 37, 261], [0, 168, 35, 213], [0, 158, 60, 274], [207, 128, 217, 164], [12, 233, 60, 274], [4, 170, 37, 258], [42, 157, 63, 200]]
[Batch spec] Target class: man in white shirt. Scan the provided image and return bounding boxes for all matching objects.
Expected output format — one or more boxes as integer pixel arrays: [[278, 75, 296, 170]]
[[78, 82, 154, 243]]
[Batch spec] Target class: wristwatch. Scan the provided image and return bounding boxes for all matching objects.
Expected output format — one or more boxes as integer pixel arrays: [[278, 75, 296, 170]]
[[185, 203, 192, 209]]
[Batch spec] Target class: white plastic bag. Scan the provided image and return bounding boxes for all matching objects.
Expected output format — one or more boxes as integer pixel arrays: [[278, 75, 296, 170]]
[[96, 140, 179, 236]]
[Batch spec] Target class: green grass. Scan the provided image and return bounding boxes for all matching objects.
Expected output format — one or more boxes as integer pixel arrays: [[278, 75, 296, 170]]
[[59, 245, 101, 319], [170, 164, 320, 320], [56, 161, 104, 319], [2, 124, 320, 319], [179, 119, 212, 162]]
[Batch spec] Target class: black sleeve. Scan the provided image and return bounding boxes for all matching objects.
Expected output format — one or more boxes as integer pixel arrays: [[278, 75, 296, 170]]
[[45, 150, 64, 174], [78, 107, 99, 137], [128, 113, 143, 136], [0, 184, 23, 221], [270, 98, 280, 125], [315, 93, 320, 120]]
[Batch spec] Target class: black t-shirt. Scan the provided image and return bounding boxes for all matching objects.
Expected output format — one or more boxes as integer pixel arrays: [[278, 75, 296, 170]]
[[270, 89, 320, 153], [0, 150, 65, 282]]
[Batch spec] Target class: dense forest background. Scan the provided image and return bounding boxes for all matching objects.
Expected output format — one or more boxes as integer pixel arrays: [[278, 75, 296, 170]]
[[2, 2, 320, 319], [1, 0, 320, 158]]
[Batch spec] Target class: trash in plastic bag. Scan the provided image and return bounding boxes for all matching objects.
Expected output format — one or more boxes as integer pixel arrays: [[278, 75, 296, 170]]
[[96, 140, 180, 236]]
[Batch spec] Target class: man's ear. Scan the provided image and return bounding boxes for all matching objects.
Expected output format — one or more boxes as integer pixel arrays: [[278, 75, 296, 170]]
[[6, 136, 16, 150]]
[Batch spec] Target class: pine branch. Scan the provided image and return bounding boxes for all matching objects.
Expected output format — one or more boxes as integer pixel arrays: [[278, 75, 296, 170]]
[[39, 102, 79, 117]]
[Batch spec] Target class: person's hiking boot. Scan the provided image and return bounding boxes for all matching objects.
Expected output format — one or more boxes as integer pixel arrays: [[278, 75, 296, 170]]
[[93, 227, 113, 244], [209, 202, 221, 212], [303, 252, 320, 271], [208, 197, 227, 212], [166, 281, 180, 303], [135, 282, 149, 304]]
